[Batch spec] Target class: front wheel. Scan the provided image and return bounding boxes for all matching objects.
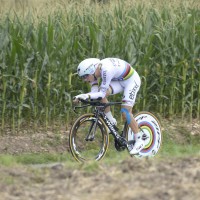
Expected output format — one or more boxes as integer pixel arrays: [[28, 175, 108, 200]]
[[127, 112, 162, 158], [69, 113, 109, 162]]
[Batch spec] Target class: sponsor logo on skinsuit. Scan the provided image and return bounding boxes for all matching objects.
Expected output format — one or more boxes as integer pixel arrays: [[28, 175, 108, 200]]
[[129, 81, 139, 100], [102, 71, 107, 85]]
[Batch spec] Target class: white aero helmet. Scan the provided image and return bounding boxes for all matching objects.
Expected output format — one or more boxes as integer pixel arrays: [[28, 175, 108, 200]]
[[77, 58, 100, 77]]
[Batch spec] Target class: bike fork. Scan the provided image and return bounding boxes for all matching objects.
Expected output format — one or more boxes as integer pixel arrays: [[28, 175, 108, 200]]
[[85, 118, 98, 141]]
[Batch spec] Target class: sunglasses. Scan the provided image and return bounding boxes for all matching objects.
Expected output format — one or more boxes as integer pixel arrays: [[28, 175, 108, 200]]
[[80, 74, 90, 79]]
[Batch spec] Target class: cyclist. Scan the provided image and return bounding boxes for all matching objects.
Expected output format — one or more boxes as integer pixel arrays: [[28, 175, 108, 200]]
[[73, 58, 144, 155]]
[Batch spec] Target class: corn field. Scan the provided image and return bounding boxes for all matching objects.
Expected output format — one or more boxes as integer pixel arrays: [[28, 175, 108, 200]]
[[0, 0, 200, 131]]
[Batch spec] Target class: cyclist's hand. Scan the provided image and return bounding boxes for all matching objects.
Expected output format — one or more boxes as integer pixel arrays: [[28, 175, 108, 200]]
[[73, 94, 89, 103]]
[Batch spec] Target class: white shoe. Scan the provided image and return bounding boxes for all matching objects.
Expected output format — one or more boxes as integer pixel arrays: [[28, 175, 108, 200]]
[[129, 137, 145, 155]]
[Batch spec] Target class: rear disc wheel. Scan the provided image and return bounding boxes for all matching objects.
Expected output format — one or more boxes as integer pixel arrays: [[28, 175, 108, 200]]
[[128, 112, 162, 158]]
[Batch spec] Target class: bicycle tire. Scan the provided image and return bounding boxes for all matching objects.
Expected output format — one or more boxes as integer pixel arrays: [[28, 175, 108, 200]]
[[69, 113, 109, 162]]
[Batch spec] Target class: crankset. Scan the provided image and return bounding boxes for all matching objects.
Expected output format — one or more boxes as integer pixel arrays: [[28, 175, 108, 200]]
[[114, 136, 127, 151]]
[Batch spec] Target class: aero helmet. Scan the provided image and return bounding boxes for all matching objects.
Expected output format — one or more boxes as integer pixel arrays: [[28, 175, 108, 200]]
[[77, 58, 100, 77]]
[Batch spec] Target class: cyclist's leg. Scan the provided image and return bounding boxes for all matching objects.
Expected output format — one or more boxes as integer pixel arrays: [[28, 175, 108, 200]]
[[100, 85, 117, 125], [121, 105, 139, 133], [100, 89, 111, 113], [120, 71, 144, 154], [102, 82, 124, 125], [120, 70, 141, 125]]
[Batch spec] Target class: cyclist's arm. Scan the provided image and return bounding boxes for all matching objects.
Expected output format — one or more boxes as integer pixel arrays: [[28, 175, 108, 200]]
[[86, 90, 106, 99], [87, 69, 113, 99], [90, 81, 99, 93]]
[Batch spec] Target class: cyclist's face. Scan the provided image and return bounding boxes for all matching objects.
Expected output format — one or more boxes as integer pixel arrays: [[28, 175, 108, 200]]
[[82, 74, 94, 82]]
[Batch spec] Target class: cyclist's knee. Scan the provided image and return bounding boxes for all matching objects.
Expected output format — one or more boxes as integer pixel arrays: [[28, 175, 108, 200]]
[[106, 87, 112, 96], [120, 108, 131, 124], [100, 97, 108, 103], [121, 111, 126, 121]]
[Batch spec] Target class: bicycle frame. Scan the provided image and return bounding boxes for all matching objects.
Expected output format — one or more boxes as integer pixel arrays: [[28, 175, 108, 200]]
[[74, 99, 128, 147], [100, 111, 129, 148]]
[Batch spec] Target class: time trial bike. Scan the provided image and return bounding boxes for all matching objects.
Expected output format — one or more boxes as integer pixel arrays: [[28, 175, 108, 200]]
[[69, 99, 162, 162]]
